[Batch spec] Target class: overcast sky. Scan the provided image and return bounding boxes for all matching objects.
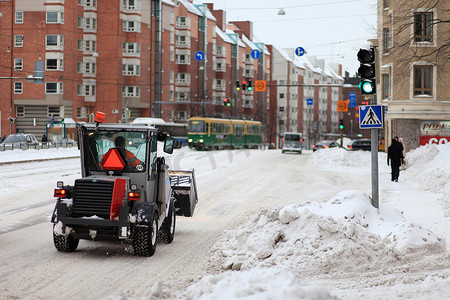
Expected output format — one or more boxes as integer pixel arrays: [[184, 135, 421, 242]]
[[201, 0, 377, 76]]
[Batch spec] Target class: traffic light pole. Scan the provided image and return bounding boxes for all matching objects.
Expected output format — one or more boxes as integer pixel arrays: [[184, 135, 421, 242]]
[[371, 127, 379, 209]]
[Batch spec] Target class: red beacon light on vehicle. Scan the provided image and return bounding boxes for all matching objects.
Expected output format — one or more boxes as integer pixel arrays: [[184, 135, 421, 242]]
[[94, 111, 105, 123]]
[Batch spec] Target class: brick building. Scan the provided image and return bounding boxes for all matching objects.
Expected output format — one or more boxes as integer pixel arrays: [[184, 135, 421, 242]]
[[0, 0, 344, 147]]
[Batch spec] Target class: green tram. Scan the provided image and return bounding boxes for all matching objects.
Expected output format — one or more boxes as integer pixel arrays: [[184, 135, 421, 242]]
[[188, 117, 263, 150]]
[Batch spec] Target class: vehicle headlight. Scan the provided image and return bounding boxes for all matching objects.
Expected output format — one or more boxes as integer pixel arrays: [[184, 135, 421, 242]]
[[199, 139, 204, 143], [188, 139, 193, 143]]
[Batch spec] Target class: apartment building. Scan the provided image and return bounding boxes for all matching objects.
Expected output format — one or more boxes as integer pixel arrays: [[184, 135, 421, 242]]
[[0, 0, 344, 146], [378, 0, 450, 150]]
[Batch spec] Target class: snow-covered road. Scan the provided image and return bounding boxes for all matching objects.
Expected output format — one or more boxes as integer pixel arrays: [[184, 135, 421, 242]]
[[0, 149, 371, 299], [0, 146, 448, 299]]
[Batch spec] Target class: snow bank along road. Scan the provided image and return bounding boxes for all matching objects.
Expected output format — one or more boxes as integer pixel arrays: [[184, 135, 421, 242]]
[[0, 149, 374, 299]]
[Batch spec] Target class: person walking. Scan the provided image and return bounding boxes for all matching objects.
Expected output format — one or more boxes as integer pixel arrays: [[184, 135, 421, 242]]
[[42, 134, 48, 143], [387, 138, 404, 182]]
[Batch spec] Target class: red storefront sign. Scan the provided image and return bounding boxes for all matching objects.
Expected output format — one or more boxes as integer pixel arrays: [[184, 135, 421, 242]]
[[420, 121, 450, 145]]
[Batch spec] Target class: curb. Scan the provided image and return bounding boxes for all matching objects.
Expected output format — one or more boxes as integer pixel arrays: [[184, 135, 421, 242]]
[[0, 156, 80, 166]]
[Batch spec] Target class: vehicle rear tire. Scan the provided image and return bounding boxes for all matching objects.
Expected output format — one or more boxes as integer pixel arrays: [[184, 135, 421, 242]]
[[159, 200, 176, 243], [53, 225, 79, 252], [133, 216, 158, 257]]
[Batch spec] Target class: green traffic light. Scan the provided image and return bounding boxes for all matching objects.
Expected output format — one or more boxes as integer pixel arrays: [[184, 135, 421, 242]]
[[359, 80, 375, 94], [247, 86, 252, 91], [339, 125, 344, 130]]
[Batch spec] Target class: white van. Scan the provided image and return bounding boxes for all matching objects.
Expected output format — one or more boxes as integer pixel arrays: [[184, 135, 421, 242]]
[[282, 132, 303, 154]]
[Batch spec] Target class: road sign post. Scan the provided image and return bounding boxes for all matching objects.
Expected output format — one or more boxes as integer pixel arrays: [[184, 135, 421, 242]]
[[359, 105, 383, 209]]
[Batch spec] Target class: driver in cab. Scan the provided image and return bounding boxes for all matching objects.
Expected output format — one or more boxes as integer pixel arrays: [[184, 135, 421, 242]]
[[102, 136, 142, 169]]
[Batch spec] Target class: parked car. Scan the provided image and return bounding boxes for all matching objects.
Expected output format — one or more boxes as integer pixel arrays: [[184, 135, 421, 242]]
[[282, 132, 303, 154], [348, 139, 371, 151], [312, 140, 340, 151], [1, 133, 39, 147]]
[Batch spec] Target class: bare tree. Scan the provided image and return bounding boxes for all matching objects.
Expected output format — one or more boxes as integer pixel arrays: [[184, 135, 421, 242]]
[[382, 0, 450, 78]]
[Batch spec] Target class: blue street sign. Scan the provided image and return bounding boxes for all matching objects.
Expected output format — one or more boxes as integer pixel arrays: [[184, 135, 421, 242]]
[[307, 98, 313, 105], [195, 51, 205, 61], [349, 92, 356, 108], [251, 49, 261, 60], [295, 47, 305, 56], [359, 105, 383, 129]]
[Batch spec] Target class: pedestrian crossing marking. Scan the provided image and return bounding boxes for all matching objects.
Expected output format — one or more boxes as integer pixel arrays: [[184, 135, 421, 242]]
[[360, 106, 382, 125]]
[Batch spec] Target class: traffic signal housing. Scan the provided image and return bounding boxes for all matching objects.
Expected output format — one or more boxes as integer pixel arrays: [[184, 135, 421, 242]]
[[247, 80, 252, 91], [339, 119, 344, 130], [235, 81, 240, 91], [357, 48, 376, 95]]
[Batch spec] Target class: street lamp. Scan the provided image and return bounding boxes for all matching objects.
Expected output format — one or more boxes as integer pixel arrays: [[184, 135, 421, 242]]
[[278, 8, 286, 15]]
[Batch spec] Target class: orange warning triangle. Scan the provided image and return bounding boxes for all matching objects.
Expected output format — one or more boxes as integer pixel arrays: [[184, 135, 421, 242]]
[[101, 148, 126, 171]]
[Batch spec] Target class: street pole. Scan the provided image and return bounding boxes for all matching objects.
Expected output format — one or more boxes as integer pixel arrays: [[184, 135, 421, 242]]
[[371, 128, 379, 209]]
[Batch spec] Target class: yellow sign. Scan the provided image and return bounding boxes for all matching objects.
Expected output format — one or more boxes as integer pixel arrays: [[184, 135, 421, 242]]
[[254, 80, 267, 92], [337, 100, 349, 112]]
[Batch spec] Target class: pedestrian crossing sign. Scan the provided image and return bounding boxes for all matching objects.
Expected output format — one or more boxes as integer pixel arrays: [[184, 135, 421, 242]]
[[359, 105, 383, 129]]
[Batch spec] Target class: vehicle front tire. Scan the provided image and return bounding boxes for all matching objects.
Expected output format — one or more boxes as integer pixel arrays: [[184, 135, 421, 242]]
[[133, 216, 158, 257], [53, 225, 79, 252]]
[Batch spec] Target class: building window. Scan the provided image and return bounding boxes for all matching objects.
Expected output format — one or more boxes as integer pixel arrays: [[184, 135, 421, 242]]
[[77, 106, 90, 118], [17, 106, 25, 117], [122, 64, 140, 76], [176, 35, 189, 47], [123, 20, 141, 32], [123, 0, 141, 10], [77, 62, 96, 74], [78, 16, 84, 28], [175, 73, 190, 84], [176, 16, 190, 28], [85, 0, 97, 8], [216, 45, 225, 56], [382, 74, 390, 99], [414, 12, 433, 43], [14, 58, 23, 71], [279, 93, 285, 99], [216, 63, 226, 72], [414, 65, 433, 95], [85, 40, 96, 52], [15, 35, 23, 47], [46, 82, 64, 94], [175, 91, 190, 102], [77, 84, 96, 96], [15, 11, 23, 24], [122, 86, 140, 97], [46, 59, 64, 70], [14, 82, 23, 94], [48, 106, 61, 117], [383, 28, 390, 53], [85, 18, 97, 30], [175, 54, 190, 65], [122, 42, 140, 55], [46, 12, 64, 24], [46, 35, 64, 48]]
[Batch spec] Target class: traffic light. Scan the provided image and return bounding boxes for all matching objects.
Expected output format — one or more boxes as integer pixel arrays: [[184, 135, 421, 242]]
[[223, 98, 228, 106], [241, 80, 247, 91], [357, 47, 376, 95], [339, 119, 344, 130], [235, 81, 241, 91], [247, 80, 252, 91], [226, 99, 231, 107]]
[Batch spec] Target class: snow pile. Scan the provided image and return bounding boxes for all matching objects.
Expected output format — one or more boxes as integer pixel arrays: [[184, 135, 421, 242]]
[[181, 268, 335, 300], [308, 147, 386, 169], [0, 147, 79, 163], [403, 143, 450, 203], [210, 190, 445, 279]]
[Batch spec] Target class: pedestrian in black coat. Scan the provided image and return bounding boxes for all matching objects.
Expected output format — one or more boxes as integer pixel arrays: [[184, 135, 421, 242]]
[[387, 138, 404, 182]]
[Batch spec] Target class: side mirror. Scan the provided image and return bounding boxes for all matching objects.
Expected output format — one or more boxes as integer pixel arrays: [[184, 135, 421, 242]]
[[163, 136, 174, 154]]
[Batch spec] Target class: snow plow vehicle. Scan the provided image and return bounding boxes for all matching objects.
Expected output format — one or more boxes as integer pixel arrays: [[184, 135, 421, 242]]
[[51, 112, 198, 256]]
